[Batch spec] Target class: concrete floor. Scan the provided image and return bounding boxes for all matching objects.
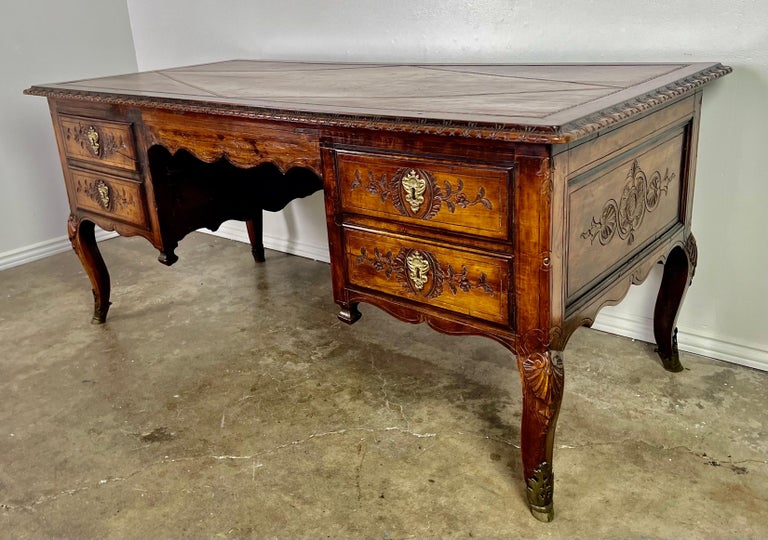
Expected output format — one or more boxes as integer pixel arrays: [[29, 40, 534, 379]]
[[0, 232, 766, 539]]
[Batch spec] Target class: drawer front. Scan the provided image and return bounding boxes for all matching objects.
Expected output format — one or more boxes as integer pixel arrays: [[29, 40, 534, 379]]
[[59, 115, 137, 171], [336, 151, 511, 239], [71, 169, 148, 229], [567, 131, 685, 298], [345, 228, 511, 325]]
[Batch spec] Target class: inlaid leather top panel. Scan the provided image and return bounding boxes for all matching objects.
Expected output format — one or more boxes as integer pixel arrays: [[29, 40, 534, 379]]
[[27, 61, 730, 142]]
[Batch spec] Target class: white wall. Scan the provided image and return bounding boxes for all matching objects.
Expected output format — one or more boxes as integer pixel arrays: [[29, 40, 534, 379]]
[[0, 0, 137, 268]]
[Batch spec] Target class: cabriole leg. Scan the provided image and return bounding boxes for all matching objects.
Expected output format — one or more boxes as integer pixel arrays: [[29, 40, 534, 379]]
[[516, 349, 564, 522], [653, 234, 697, 372], [246, 213, 266, 263], [67, 215, 111, 324]]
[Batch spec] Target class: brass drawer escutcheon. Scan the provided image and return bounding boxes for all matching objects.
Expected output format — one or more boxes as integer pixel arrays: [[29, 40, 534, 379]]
[[95, 179, 110, 209], [401, 169, 427, 213], [405, 250, 430, 291], [86, 126, 101, 156]]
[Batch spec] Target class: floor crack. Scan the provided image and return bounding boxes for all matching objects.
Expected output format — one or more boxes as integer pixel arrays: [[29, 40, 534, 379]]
[[206, 425, 436, 464], [557, 439, 768, 469], [370, 357, 411, 431], [1, 476, 128, 513], [354, 439, 368, 507]]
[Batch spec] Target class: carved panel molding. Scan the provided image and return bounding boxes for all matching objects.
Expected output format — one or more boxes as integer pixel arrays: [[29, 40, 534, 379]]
[[581, 159, 675, 246]]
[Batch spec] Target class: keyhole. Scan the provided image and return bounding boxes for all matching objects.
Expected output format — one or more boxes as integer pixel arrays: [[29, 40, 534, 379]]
[[411, 187, 416, 200], [415, 268, 421, 281]]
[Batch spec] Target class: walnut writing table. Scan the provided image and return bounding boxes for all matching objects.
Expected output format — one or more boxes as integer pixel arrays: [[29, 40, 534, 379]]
[[26, 61, 730, 521]]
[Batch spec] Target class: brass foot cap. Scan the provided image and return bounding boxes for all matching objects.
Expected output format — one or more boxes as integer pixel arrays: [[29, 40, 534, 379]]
[[660, 352, 684, 372], [91, 303, 110, 324], [337, 305, 362, 325], [529, 504, 554, 522]]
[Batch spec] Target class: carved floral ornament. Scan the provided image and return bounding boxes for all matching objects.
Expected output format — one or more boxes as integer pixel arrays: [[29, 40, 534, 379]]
[[581, 159, 675, 247], [355, 245, 494, 299], [351, 167, 492, 220]]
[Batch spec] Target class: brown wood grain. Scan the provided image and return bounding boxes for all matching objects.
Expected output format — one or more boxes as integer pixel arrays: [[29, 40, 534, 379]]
[[344, 227, 510, 325], [71, 168, 149, 229], [336, 150, 511, 240], [58, 114, 138, 171], [141, 109, 322, 174]]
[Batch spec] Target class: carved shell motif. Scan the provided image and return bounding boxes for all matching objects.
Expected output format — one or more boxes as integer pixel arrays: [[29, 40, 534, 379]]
[[522, 351, 564, 420]]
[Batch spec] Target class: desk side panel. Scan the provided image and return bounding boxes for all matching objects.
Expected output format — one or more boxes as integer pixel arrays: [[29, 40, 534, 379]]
[[567, 130, 685, 299], [560, 95, 701, 333]]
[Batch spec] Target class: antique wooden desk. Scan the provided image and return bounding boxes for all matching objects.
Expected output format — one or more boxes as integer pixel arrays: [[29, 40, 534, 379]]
[[26, 61, 730, 521]]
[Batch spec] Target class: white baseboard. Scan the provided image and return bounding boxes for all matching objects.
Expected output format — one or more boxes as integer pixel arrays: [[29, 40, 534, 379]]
[[593, 311, 768, 372], [5, 227, 765, 372], [205, 221, 330, 263], [0, 229, 118, 271]]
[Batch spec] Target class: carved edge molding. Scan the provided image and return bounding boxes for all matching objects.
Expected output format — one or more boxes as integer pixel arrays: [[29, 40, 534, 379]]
[[25, 64, 731, 143], [351, 167, 493, 219], [581, 159, 675, 246]]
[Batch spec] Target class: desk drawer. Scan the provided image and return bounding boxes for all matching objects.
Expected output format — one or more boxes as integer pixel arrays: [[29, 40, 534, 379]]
[[71, 169, 148, 229], [336, 151, 511, 240], [345, 228, 510, 325], [59, 114, 137, 171]]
